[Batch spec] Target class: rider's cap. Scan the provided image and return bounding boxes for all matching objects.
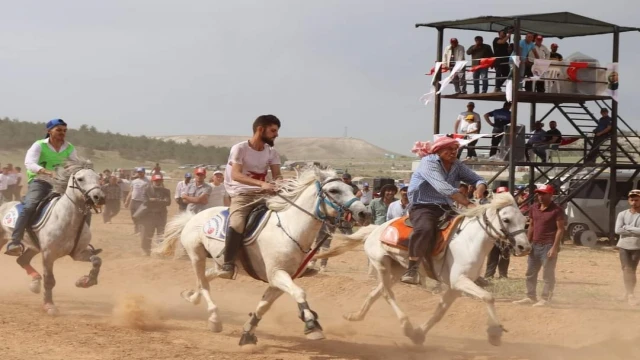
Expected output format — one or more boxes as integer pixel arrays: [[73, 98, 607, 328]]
[[194, 167, 206, 175], [535, 184, 555, 195], [184, 172, 192, 178], [45, 119, 67, 138], [629, 189, 640, 197], [151, 174, 163, 181]]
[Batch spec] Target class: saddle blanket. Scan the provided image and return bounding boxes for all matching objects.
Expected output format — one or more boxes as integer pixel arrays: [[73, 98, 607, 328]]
[[202, 208, 271, 246], [2, 198, 60, 232], [380, 215, 464, 257]]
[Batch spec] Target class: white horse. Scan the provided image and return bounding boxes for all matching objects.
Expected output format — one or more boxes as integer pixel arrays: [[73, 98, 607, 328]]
[[153, 167, 373, 346], [0, 158, 105, 315], [317, 193, 531, 346]]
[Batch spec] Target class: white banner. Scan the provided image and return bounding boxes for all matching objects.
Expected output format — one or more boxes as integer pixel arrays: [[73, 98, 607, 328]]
[[505, 79, 513, 102], [420, 62, 441, 106], [511, 55, 521, 68], [524, 59, 552, 82], [434, 133, 502, 147], [437, 60, 467, 94]]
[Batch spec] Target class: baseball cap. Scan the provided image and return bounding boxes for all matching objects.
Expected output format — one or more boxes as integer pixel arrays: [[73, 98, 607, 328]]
[[45, 118, 67, 138], [213, 170, 223, 175], [342, 173, 352, 179], [535, 184, 555, 195], [151, 174, 163, 181], [184, 173, 192, 178], [629, 189, 640, 197], [495, 186, 509, 194], [363, 182, 369, 187], [400, 185, 409, 191], [551, 43, 558, 48], [194, 167, 206, 175], [135, 167, 145, 172], [450, 37, 458, 43]]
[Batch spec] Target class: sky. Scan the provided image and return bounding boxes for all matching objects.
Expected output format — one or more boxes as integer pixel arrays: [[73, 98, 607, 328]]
[[1, 0, 639, 155]]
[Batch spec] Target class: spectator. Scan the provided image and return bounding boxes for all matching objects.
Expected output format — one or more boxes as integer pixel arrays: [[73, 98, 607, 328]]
[[549, 43, 563, 61], [0, 167, 10, 204], [101, 176, 122, 224], [369, 184, 398, 225], [13, 166, 23, 200], [182, 167, 212, 214], [152, 163, 162, 175], [513, 184, 564, 307], [386, 185, 409, 221], [513, 33, 535, 88], [492, 29, 512, 92], [526, 35, 550, 92], [453, 102, 481, 160], [484, 102, 512, 158], [360, 182, 373, 206], [442, 38, 467, 94], [140, 174, 171, 256], [585, 108, 613, 164], [124, 167, 149, 235], [208, 170, 230, 207], [466, 36, 494, 94], [525, 121, 548, 162], [175, 173, 192, 212], [615, 189, 640, 306]]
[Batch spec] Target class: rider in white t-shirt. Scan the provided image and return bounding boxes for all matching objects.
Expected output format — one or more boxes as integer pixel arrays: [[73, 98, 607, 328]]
[[218, 115, 282, 279]]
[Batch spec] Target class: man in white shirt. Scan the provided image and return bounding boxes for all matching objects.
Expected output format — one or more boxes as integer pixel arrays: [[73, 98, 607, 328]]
[[208, 170, 230, 208], [360, 182, 372, 206], [219, 115, 282, 279], [526, 35, 550, 93], [442, 38, 467, 94], [386, 186, 409, 221], [615, 189, 640, 306], [0, 167, 10, 204], [453, 102, 482, 160], [174, 173, 192, 212]]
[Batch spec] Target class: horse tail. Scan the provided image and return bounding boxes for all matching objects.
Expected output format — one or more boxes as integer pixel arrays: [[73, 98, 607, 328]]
[[313, 224, 378, 260], [153, 211, 194, 257]]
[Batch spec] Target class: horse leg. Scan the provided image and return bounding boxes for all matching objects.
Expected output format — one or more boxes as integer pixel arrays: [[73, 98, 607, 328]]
[[17, 249, 42, 294], [185, 245, 222, 332], [270, 269, 324, 340], [417, 289, 461, 340], [452, 275, 505, 346], [377, 265, 421, 345], [72, 248, 102, 289], [41, 254, 58, 316], [239, 287, 284, 347], [343, 281, 383, 321]]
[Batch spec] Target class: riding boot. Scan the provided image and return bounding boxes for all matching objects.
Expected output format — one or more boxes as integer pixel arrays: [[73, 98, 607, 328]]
[[401, 260, 421, 285], [218, 228, 243, 280]]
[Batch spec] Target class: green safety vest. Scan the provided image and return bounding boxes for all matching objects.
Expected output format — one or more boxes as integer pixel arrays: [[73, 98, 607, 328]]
[[26, 140, 75, 183]]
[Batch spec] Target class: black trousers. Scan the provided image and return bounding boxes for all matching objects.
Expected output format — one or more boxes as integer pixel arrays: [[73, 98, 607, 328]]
[[494, 60, 510, 89], [585, 134, 610, 163], [485, 244, 510, 278], [489, 134, 504, 157], [407, 204, 450, 259]]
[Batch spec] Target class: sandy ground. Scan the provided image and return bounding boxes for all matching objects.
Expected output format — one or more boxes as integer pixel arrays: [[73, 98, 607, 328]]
[[2, 205, 640, 360]]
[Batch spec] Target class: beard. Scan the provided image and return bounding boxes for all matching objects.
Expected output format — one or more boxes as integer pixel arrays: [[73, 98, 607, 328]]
[[261, 134, 275, 147]]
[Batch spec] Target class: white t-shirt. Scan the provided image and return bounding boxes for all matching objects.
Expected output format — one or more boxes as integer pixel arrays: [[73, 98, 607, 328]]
[[224, 141, 281, 197], [0, 174, 9, 191], [456, 111, 481, 134], [208, 183, 228, 207]]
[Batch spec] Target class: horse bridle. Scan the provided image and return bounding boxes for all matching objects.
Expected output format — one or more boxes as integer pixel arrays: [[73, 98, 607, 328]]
[[479, 206, 527, 254], [67, 175, 103, 215]]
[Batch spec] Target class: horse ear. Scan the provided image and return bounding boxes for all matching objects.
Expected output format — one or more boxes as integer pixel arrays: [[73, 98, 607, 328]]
[[314, 167, 328, 182]]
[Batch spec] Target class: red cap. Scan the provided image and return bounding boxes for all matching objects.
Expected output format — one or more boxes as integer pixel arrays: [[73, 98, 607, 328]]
[[194, 167, 206, 175], [495, 186, 509, 194], [151, 174, 163, 181], [551, 43, 558, 48], [535, 184, 555, 195]]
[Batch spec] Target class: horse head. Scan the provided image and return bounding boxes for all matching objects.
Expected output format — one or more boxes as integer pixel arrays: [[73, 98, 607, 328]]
[[460, 192, 531, 257], [312, 168, 371, 224], [53, 158, 105, 208]]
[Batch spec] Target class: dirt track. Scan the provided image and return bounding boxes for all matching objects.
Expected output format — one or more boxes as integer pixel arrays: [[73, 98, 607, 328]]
[[2, 206, 640, 360]]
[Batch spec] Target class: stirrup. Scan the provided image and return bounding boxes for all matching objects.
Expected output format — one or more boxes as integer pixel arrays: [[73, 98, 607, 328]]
[[4, 243, 25, 256], [218, 263, 237, 280]]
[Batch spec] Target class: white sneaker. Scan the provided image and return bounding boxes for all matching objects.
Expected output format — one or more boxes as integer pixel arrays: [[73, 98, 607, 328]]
[[532, 299, 549, 307], [512, 298, 534, 305]]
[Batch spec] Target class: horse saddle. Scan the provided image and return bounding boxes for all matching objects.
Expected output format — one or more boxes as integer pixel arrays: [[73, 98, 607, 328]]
[[202, 204, 271, 246], [2, 193, 61, 231], [380, 214, 464, 257]]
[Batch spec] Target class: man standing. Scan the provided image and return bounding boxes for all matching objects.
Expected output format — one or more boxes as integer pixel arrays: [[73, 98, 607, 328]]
[[124, 167, 149, 235], [453, 102, 481, 160], [6, 119, 85, 256], [208, 170, 230, 207], [182, 168, 212, 214], [513, 184, 564, 307], [360, 182, 373, 206], [485, 186, 511, 279], [402, 137, 487, 285], [466, 36, 494, 94], [101, 176, 122, 224], [140, 174, 171, 256], [614, 189, 640, 306], [492, 29, 512, 92], [219, 115, 282, 280], [549, 43, 563, 61], [174, 173, 192, 212], [369, 184, 398, 225], [386, 185, 409, 221], [0, 167, 10, 204], [341, 173, 362, 198], [484, 102, 512, 158], [442, 37, 467, 94], [585, 108, 613, 164]]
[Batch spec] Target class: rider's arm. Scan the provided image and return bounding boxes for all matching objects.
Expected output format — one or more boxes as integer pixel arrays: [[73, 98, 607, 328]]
[[458, 163, 487, 191], [24, 141, 46, 174], [419, 158, 468, 205], [269, 164, 283, 181]]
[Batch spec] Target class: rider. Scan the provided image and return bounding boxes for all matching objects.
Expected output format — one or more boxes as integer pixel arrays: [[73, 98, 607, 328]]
[[6, 119, 82, 256], [218, 115, 282, 280], [401, 136, 487, 285]]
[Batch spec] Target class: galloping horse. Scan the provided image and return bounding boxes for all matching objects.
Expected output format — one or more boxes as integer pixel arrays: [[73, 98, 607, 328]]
[[0, 158, 105, 315], [316, 193, 531, 346], [154, 167, 373, 346]]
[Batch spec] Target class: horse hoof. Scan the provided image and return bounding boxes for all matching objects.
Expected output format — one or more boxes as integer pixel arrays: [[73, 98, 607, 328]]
[[44, 304, 58, 316], [208, 321, 223, 333], [488, 335, 502, 346], [239, 332, 258, 347], [75, 275, 97, 288], [180, 290, 200, 305], [305, 330, 325, 340], [409, 330, 426, 345], [29, 279, 41, 294], [342, 312, 362, 321]]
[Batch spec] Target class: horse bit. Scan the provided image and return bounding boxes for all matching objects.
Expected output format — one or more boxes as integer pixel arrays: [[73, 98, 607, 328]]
[[478, 207, 527, 254], [67, 175, 103, 215]]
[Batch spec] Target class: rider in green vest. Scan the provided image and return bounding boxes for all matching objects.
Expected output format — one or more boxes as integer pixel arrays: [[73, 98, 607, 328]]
[[5, 119, 95, 256]]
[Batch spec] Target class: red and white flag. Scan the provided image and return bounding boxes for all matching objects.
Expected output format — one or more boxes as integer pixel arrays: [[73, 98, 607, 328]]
[[566, 61, 589, 82], [469, 57, 496, 72]]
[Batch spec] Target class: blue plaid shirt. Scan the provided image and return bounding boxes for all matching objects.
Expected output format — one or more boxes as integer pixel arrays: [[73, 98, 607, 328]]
[[408, 154, 486, 206]]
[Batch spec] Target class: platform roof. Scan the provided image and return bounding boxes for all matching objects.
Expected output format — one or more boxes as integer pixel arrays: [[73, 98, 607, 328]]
[[415, 12, 640, 39]]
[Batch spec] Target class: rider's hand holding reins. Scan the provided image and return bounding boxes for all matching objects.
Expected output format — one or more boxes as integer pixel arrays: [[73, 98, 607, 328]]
[[261, 181, 277, 194]]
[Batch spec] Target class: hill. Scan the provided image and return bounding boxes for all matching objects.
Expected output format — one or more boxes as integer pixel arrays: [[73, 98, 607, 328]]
[[156, 135, 398, 161]]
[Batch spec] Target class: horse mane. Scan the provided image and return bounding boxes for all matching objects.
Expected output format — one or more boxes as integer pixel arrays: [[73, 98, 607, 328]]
[[457, 192, 518, 218], [266, 167, 337, 211], [46, 157, 95, 194]]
